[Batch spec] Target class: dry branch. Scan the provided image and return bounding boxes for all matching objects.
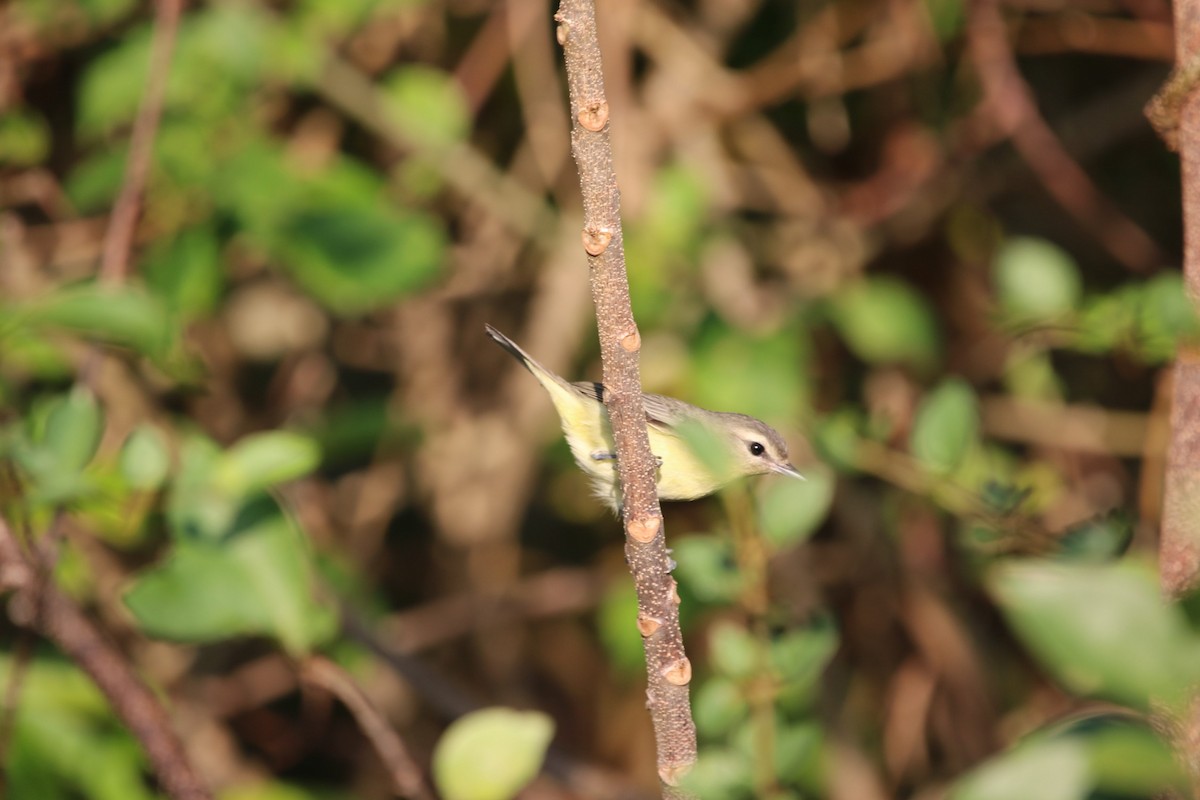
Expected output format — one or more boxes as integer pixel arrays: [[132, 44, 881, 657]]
[[0, 518, 211, 800], [301, 656, 434, 800], [554, 0, 698, 789]]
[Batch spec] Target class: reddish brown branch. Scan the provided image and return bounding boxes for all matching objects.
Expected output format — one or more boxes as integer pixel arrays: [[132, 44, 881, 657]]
[[1154, 0, 1200, 602], [0, 518, 210, 799], [301, 656, 434, 800], [554, 0, 698, 789], [967, 0, 1167, 272], [97, 0, 182, 285]]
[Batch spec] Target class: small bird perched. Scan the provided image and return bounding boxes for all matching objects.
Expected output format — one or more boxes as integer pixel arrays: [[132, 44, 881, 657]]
[[486, 325, 803, 510]]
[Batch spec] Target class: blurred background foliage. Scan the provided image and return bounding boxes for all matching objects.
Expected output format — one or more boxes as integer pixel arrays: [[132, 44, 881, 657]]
[[0, 0, 1196, 797]]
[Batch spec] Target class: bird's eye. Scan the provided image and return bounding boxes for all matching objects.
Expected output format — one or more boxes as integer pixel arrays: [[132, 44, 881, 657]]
[[748, 442, 765, 457]]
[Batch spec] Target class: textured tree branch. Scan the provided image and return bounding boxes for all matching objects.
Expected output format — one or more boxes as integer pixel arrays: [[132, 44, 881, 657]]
[[1154, 0, 1200, 601], [554, 0, 697, 789], [0, 517, 210, 799]]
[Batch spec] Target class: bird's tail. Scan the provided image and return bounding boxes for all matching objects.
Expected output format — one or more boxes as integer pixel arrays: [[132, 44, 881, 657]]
[[485, 324, 573, 393]]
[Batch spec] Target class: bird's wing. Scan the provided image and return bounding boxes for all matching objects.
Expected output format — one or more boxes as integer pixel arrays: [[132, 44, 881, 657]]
[[570, 382, 686, 433]]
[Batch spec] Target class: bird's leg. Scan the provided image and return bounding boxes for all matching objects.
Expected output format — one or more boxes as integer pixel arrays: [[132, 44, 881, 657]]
[[592, 451, 663, 468]]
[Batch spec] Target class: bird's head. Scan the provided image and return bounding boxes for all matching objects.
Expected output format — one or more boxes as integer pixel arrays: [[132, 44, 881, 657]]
[[720, 414, 804, 482]]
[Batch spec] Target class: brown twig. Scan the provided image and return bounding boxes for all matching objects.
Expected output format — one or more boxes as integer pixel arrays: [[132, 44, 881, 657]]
[[0, 517, 211, 800], [97, 0, 182, 285], [967, 0, 1167, 273], [554, 0, 698, 790], [1153, 0, 1200, 604], [301, 656, 434, 800]]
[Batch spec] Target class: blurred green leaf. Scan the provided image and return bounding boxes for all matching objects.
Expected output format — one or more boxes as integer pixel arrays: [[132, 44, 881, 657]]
[[951, 722, 1182, 800], [212, 431, 321, 497], [124, 496, 336, 654], [673, 534, 743, 605], [0, 110, 50, 166], [910, 378, 979, 474], [693, 677, 748, 738], [829, 277, 939, 369], [42, 386, 103, 476], [119, 425, 170, 490], [693, 322, 809, 423], [994, 237, 1082, 322], [923, 0, 966, 42], [812, 409, 863, 473], [143, 226, 224, 321], [167, 434, 235, 540], [1, 655, 152, 800], [277, 205, 445, 316], [709, 621, 760, 680], [596, 578, 645, 675], [1136, 273, 1200, 360], [758, 466, 834, 548], [64, 149, 127, 213], [1056, 515, 1132, 562], [15, 283, 174, 361], [951, 737, 1089, 800], [769, 617, 838, 693], [383, 66, 470, 145], [987, 559, 1199, 709], [678, 747, 753, 800], [432, 708, 554, 800]]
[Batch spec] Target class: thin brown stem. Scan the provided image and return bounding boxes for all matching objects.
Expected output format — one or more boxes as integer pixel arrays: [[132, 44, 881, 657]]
[[97, 0, 182, 285], [554, 0, 697, 790], [0, 517, 211, 800], [967, 0, 1167, 273], [301, 656, 435, 800]]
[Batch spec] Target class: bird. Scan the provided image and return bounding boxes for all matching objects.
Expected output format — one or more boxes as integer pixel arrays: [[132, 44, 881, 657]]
[[486, 324, 803, 510]]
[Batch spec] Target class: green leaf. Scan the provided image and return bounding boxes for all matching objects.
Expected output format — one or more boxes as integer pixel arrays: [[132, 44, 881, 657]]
[[673, 535, 743, 605], [994, 237, 1082, 322], [432, 708, 554, 800], [42, 386, 103, 475], [143, 226, 224, 321], [212, 431, 321, 497], [693, 677, 747, 738], [910, 378, 979, 474], [757, 466, 834, 548], [677, 747, 753, 800], [124, 496, 336, 654], [829, 277, 940, 369], [1136, 273, 1200, 361], [924, 0, 965, 41], [769, 616, 838, 690], [1056, 515, 1132, 562], [693, 322, 810, 424], [18, 284, 173, 360], [595, 578, 645, 675], [709, 621, 760, 679], [951, 723, 1183, 800], [0, 110, 50, 166], [166, 434, 236, 541], [119, 425, 170, 490], [951, 737, 1090, 800], [987, 559, 1199, 709], [276, 205, 446, 316], [383, 66, 470, 146]]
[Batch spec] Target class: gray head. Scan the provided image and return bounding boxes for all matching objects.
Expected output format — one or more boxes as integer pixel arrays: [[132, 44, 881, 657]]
[[718, 413, 803, 481]]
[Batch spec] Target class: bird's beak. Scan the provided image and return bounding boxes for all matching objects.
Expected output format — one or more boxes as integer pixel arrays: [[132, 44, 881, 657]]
[[771, 462, 805, 480]]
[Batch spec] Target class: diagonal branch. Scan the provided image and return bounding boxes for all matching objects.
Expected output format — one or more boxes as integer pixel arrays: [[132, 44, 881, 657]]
[[0, 517, 210, 799], [553, 0, 697, 790], [967, 0, 1167, 273], [98, 0, 182, 285]]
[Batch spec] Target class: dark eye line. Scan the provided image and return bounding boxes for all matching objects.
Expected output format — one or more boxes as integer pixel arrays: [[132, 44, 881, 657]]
[[748, 441, 765, 457]]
